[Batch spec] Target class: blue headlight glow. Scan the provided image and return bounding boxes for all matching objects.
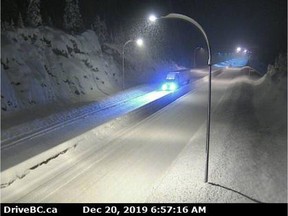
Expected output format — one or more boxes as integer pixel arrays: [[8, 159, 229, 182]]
[[169, 83, 177, 91], [161, 83, 168, 91], [161, 82, 178, 91]]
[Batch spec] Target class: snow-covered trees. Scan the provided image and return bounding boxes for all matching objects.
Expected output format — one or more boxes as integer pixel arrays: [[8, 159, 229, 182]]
[[267, 54, 287, 78], [1, 19, 16, 31], [17, 13, 24, 28], [63, 0, 84, 33], [10, 19, 16, 30], [26, 0, 42, 27], [91, 16, 109, 43], [1, 21, 10, 32], [46, 16, 53, 27]]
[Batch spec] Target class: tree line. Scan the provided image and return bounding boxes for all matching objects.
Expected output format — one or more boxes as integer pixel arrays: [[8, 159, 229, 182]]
[[1, 0, 110, 43]]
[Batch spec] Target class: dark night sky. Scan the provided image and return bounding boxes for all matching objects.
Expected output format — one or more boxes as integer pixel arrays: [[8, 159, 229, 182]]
[[2, 0, 287, 65], [81, 0, 287, 64], [82, 0, 287, 61]]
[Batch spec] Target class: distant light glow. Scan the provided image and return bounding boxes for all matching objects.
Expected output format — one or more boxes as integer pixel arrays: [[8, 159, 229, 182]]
[[243, 49, 248, 54], [148, 14, 157, 22], [136, 38, 143, 46], [236, 47, 242, 53]]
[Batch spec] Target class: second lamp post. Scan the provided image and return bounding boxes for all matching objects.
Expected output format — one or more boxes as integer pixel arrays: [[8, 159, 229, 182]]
[[122, 38, 143, 89]]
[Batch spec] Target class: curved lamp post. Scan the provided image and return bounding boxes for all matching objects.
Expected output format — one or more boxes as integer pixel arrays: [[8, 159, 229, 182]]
[[149, 13, 212, 183], [122, 38, 143, 89]]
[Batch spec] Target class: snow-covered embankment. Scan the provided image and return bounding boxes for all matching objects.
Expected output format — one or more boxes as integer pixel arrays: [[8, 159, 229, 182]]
[[148, 56, 287, 203], [1, 27, 121, 115]]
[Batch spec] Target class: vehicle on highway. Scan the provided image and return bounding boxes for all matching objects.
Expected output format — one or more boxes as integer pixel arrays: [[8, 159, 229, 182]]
[[161, 71, 190, 91]]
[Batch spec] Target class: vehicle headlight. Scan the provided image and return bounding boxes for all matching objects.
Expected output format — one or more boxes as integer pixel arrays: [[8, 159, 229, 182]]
[[169, 83, 177, 91], [161, 83, 168, 91]]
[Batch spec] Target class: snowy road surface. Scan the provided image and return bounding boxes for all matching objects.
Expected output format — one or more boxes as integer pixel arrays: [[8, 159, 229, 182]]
[[2, 67, 286, 203]]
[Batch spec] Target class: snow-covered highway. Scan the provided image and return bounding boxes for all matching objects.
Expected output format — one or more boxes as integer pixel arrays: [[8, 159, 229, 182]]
[[1, 67, 286, 203]]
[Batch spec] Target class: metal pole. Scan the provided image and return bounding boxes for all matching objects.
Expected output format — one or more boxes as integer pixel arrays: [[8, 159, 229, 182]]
[[122, 47, 125, 89], [205, 63, 212, 183], [193, 47, 201, 68], [122, 40, 133, 90], [161, 13, 212, 183], [194, 48, 197, 68]]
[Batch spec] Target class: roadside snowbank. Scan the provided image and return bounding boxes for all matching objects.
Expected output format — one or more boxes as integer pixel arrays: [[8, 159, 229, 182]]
[[147, 61, 286, 203], [253, 54, 287, 133]]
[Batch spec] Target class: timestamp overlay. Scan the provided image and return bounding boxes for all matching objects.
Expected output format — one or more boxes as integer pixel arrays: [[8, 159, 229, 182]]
[[1, 204, 287, 216]]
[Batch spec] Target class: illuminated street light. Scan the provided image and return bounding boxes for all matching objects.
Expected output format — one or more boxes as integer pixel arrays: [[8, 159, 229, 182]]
[[236, 47, 242, 53], [148, 13, 212, 183], [122, 38, 144, 89], [148, 14, 157, 22], [136, 38, 144, 46], [243, 49, 248, 54]]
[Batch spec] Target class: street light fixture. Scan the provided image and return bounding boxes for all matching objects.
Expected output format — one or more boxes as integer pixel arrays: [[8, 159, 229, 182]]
[[236, 47, 242, 53], [122, 38, 144, 89], [148, 13, 212, 183], [136, 38, 144, 46], [148, 14, 157, 22]]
